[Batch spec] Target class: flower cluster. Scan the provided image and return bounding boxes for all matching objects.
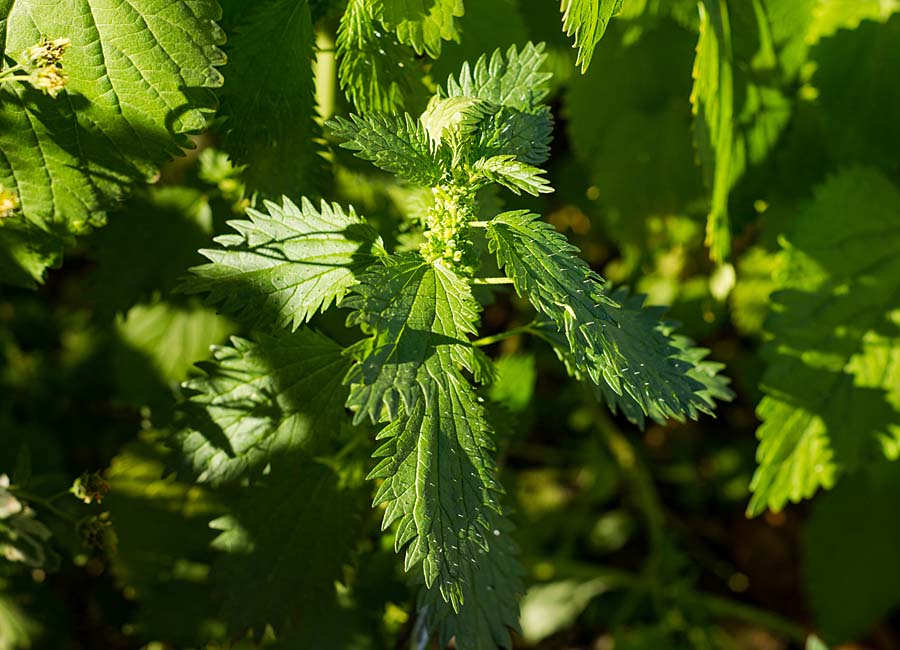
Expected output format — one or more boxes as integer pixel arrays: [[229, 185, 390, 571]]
[[0, 36, 72, 97], [70, 471, 110, 505], [0, 185, 19, 219], [24, 37, 71, 97]]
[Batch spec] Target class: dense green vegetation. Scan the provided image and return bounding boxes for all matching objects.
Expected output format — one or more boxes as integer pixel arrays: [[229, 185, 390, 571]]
[[1, 1, 899, 649]]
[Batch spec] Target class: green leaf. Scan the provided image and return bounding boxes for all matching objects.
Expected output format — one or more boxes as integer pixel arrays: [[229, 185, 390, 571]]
[[565, 20, 702, 220], [0, 0, 224, 285], [343, 254, 480, 424], [105, 436, 224, 645], [807, 0, 900, 42], [177, 329, 352, 485], [337, 0, 428, 113], [811, 14, 900, 170], [420, 511, 522, 649], [488, 354, 536, 414], [486, 211, 730, 424], [429, 0, 528, 87], [806, 637, 829, 650], [184, 197, 383, 331], [730, 246, 781, 337], [476, 107, 554, 167], [0, 594, 39, 650], [748, 168, 900, 515], [519, 578, 610, 644], [591, 292, 734, 428], [328, 113, 444, 186], [560, 0, 624, 72], [344, 251, 520, 637], [369, 375, 503, 604], [474, 155, 553, 196], [112, 300, 235, 407], [444, 42, 551, 111], [218, 0, 324, 197], [86, 187, 214, 316], [210, 458, 362, 636], [420, 95, 493, 151], [691, 0, 793, 262], [805, 467, 900, 643], [378, 0, 465, 58], [443, 43, 554, 167]]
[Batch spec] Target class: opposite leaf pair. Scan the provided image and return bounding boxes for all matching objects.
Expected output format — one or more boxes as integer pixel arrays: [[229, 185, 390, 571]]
[[181, 43, 731, 648]]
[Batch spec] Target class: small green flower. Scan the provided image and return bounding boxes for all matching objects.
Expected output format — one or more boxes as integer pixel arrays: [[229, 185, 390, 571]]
[[70, 471, 110, 505], [30, 65, 68, 97], [0, 186, 19, 219], [23, 36, 71, 68]]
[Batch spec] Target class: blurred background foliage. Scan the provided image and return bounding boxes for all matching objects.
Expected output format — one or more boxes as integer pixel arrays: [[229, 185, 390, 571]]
[[1, 0, 899, 649]]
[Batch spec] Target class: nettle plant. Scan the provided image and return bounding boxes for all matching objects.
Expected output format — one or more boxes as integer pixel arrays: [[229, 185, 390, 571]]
[[177, 44, 732, 646]]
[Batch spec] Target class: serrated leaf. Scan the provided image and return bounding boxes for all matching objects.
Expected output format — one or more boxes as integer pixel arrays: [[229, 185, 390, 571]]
[[805, 467, 900, 643], [420, 511, 523, 649], [0, 0, 224, 285], [379, 0, 464, 58], [811, 14, 900, 170], [343, 250, 520, 636], [420, 95, 492, 150], [113, 300, 235, 407], [337, 0, 429, 114], [476, 107, 554, 167], [486, 211, 730, 424], [560, 0, 624, 72], [177, 329, 352, 485], [691, 0, 794, 262], [429, 0, 528, 86], [210, 458, 362, 636], [474, 155, 553, 196], [328, 113, 444, 186], [807, 0, 900, 43], [748, 168, 900, 515], [444, 42, 551, 111], [343, 254, 480, 424], [368, 375, 507, 607], [184, 197, 383, 331], [218, 0, 324, 197], [443, 43, 554, 167]]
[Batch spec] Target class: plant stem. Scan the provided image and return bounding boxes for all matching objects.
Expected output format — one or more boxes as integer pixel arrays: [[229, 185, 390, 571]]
[[684, 590, 807, 642], [471, 276, 514, 285], [0, 64, 26, 79], [539, 558, 806, 643], [468, 220, 490, 228], [591, 403, 667, 619], [9, 488, 78, 524], [471, 321, 536, 347]]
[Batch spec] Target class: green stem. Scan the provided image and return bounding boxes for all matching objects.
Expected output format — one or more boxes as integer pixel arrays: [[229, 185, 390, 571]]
[[471, 321, 536, 347], [684, 590, 807, 642], [591, 404, 667, 619], [539, 559, 806, 643], [9, 488, 78, 524], [471, 276, 514, 285], [468, 220, 490, 228], [0, 64, 26, 79]]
